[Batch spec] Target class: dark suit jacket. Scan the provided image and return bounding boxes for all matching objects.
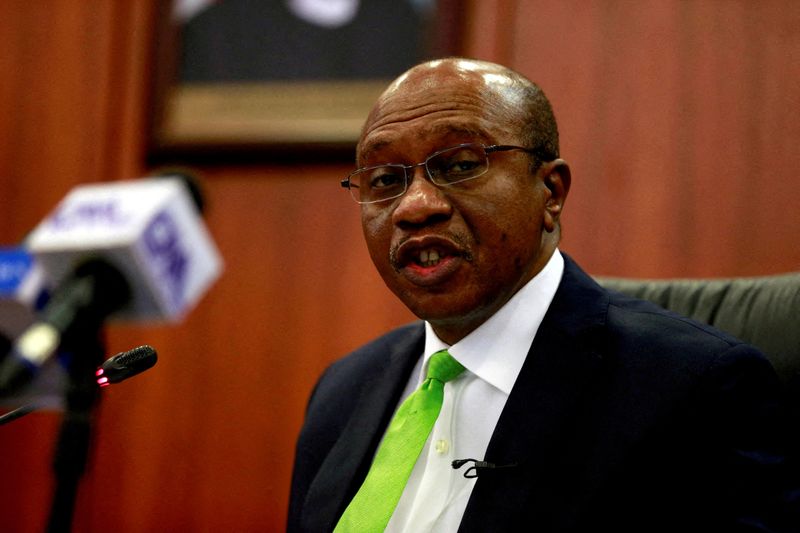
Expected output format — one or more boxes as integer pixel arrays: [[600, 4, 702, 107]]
[[288, 255, 795, 532]]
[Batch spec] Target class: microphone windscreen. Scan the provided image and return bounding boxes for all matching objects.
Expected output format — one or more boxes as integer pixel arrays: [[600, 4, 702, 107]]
[[97, 345, 157, 385], [25, 177, 223, 322]]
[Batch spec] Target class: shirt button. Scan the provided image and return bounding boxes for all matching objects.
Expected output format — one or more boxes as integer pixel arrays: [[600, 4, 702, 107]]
[[434, 439, 450, 454]]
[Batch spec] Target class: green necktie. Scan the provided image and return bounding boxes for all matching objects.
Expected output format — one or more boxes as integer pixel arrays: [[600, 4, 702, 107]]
[[334, 349, 466, 533]]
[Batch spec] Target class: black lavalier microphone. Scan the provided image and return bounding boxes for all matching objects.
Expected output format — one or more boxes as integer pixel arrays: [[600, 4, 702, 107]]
[[452, 458, 519, 478]]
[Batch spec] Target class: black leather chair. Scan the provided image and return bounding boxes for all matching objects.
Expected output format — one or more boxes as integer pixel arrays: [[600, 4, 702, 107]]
[[597, 272, 800, 448], [597, 272, 800, 387]]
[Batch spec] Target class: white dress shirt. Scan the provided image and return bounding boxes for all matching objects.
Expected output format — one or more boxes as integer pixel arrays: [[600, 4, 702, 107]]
[[384, 250, 565, 532]]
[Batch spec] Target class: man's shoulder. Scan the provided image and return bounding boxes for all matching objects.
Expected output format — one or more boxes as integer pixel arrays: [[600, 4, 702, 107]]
[[327, 321, 423, 374], [561, 253, 755, 359], [298, 322, 424, 447], [604, 289, 744, 349], [311, 321, 424, 401], [557, 255, 771, 391], [596, 289, 777, 393]]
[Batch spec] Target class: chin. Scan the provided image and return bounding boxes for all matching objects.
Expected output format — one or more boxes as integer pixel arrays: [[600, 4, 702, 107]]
[[399, 292, 478, 323]]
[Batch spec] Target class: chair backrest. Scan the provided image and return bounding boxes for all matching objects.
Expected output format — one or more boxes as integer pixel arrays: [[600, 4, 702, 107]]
[[596, 273, 800, 388]]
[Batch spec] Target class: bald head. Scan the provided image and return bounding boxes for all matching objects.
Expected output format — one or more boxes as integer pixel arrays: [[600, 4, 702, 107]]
[[360, 58, 560, 169]]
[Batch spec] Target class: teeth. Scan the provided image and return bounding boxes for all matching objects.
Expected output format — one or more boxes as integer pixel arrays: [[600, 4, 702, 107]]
[[418, 249, 441, 267]]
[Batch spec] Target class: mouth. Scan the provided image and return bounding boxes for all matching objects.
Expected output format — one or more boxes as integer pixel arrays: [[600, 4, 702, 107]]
[[392, 236, 469, 286]]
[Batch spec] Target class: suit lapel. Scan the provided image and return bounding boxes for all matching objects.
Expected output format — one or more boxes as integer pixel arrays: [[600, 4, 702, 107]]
[[301, 324, 425, 532], [460, 256, 610, 530]]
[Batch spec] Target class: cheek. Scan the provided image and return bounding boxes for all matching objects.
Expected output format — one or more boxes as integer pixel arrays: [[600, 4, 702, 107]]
[[480, 196, 544, 268], [360, 207, 384, 241], [361, 211, 392, 266]]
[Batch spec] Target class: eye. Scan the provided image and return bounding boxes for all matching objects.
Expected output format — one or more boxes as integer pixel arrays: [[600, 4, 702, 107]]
[[431, 147, 486, 183], [367, 167, 405, 190], [445, 159, 481, 173]]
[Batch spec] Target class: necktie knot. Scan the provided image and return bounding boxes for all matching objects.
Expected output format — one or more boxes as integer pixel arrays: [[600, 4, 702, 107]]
[[426, 349, 465, 383]]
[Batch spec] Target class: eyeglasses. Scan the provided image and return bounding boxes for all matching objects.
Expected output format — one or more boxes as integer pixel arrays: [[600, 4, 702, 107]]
[[341, 143, 541, 204]]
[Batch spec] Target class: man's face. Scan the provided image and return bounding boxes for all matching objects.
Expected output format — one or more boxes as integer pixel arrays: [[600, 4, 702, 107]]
[[356, 60, 566, 343]]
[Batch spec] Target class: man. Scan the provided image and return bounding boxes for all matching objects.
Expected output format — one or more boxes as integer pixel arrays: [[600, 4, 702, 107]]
[[288, 58, 793, 532]]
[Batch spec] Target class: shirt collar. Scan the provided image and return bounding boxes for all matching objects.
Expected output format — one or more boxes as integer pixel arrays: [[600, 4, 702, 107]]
[[422, 249, 564, 394]]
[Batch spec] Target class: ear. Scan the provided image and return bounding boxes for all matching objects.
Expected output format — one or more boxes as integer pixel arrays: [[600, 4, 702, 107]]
[[540, 159, 571, 233]]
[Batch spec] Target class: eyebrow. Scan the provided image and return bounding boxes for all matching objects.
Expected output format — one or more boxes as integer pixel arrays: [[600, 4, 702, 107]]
[[358, 124, 488, 164], [358, 140, 391, 163]]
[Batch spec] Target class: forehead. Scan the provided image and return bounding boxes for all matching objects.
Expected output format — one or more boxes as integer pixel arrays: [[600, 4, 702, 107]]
[[357, 64, 523, 163]]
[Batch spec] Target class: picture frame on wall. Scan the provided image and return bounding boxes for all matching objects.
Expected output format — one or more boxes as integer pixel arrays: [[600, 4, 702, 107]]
[[150, 0, 463, 158]]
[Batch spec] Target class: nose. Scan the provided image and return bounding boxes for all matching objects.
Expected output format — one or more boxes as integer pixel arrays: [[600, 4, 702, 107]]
[[391, 166, 452, 227]]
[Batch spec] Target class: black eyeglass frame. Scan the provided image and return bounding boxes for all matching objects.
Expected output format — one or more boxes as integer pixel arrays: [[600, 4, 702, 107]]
[[340, 143, 546, 204]]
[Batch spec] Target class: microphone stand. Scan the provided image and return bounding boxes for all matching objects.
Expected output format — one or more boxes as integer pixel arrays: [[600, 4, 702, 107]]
[[47, 325, 105, 533], [46, 324, 105, 533]]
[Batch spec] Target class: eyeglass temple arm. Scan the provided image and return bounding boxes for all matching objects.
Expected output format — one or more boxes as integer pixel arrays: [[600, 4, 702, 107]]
[[486, 144, 554, 162]]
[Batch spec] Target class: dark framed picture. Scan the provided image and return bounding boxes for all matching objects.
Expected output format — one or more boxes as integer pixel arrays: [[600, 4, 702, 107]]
[[150, 0, 463, 157]]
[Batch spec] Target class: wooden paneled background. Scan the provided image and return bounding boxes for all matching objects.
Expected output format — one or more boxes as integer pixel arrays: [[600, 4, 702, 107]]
[[1, 1, 798, 531]]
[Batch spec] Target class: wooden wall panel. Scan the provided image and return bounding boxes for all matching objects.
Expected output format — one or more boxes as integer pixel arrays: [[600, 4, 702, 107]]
[[0, 2, 159, 532], [503, 0, 800, 277], [0, 1, 798, 532]]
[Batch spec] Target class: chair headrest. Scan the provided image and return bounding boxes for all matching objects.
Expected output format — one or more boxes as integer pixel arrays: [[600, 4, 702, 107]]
[[597, 273, 800, 385]]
